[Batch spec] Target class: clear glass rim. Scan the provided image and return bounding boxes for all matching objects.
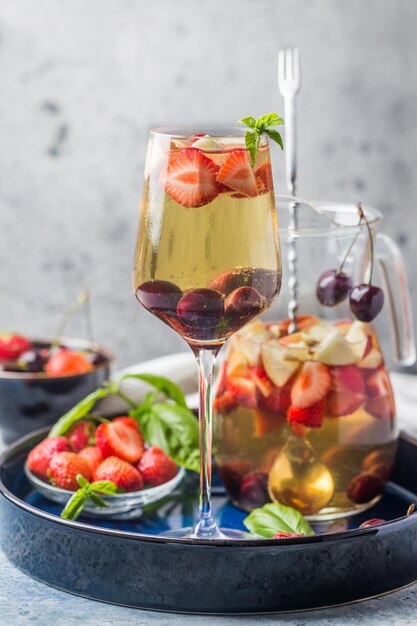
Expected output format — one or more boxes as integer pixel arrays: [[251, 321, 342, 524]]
[[151, 125, 268, 142], [276, 195, 382, 238]]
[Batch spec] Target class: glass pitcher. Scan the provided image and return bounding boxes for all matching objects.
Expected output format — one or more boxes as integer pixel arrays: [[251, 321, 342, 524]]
[[214, 196, 415, 520]]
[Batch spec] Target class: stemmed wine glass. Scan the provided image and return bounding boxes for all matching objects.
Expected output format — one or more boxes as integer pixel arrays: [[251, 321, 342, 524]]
[[133, 127, 281, 538]]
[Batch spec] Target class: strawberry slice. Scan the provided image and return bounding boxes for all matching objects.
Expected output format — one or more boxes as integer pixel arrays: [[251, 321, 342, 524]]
[[327, 365, 365, 417], [228, 376, 257, 409], [290, 362, 331, 408], [366, 395, 395, 420], [366, 367, 392, 397], [164, 147, 220, 208], [249, 367, 274, 397], [255, 162, 273, 194], [258, 380, 292, 414], [96, 421, 144, 464], [216, 150, 258, 197], [287, 400, 325, 428], [214, 389, 237, 413]]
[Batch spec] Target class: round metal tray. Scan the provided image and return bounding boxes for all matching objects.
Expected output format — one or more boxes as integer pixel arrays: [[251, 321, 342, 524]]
[[1, 428, 417, 614]]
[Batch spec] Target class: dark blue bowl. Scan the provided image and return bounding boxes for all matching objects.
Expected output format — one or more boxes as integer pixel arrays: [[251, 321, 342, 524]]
[[0, 338, 113, 444]]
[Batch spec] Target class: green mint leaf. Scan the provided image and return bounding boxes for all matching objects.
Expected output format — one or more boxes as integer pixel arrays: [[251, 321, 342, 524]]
[[89, 492, 108, 508], [264, 128, 284, 150], [48, 385, 117, 437], [243, 502, 315, 538], [90, 480, 119, 495], [120, 373, 187, 408], [76, 474, 90, 489], [237, 116, 257, 129], [60, 488, 88, 521], [245, 130, 261, 167], [131, 402, 199, 472], [255, 113, 284, 130]]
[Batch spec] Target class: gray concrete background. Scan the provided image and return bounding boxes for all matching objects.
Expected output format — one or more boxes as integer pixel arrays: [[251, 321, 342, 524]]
[[1, 0, 416, 369]]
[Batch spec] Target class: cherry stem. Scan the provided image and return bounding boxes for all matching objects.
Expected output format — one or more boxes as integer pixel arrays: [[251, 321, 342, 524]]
[[337, 214, 364, 274], [51, 290, 91, 351], [357, 203, 374, 285]]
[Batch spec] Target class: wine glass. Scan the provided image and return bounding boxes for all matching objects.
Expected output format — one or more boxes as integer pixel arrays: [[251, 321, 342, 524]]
[[133, 127, 281, 538]]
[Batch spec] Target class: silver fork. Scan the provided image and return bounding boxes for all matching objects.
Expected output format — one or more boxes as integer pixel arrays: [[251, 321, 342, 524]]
[[278, 48, 301, 332]]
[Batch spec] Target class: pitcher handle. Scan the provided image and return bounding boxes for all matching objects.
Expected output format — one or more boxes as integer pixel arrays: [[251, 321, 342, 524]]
[[376, 233, 416, 366]]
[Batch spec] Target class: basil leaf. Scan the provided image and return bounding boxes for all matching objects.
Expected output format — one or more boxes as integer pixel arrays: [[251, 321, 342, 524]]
[[255, 113, 284, 129], [237, 116, 257, 129], [48, 385, 117, 437], [264, 128, 284, 150], [76, 474, 90, 489], [89, 492, 107, 508], [60, 489, 88, 521], [120, 374, 187, 408], [131, 402, 200, 472], [90, 480, 119, 495], [244, 502, 315, 538], [245, 130, 260, 167]]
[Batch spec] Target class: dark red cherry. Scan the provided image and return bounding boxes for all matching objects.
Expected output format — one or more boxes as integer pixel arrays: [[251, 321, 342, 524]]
[[347, 473, 383, 504], [349, 284, 384, 322], [19, 349, 49, 373], [135, 280, 182, 313], [316, 269, 352, 306], [240, 472, 268, 508], [176, 288, 224, 329], [225, 287, 265, 329], [359, 518, 385, 529]]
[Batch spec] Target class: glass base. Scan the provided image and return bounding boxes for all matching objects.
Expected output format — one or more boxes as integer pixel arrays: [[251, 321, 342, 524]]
[[160, 527, 249, 540]]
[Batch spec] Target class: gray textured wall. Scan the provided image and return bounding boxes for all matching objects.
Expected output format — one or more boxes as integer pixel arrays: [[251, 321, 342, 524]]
[[1, 0, 416, 369]]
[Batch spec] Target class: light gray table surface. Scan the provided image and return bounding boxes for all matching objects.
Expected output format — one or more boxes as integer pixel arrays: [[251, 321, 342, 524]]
[[1, 439, 417, 625]]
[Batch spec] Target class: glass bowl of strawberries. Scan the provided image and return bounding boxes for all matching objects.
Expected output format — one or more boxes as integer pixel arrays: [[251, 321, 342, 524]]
[[0, 333, 112, 444], [24, 415, 185, 520]]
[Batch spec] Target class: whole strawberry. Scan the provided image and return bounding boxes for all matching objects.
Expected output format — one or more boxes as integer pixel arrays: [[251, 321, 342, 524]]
[[138, 446, 178, 486], [0, 333, 31, 360], [45, 348, 93, 376], [78, 446, 103, 472], [93, 456, 143, 492], [67, 420, 95, 452], [48, 451, 92, 491], [27, 436, 69, 480], [272, 531, 305, 539], [112, 416, 140, 431], [96, 420, 144, 464]]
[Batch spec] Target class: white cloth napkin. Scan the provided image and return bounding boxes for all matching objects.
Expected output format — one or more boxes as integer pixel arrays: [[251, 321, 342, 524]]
[[99, 353, 417, 437]]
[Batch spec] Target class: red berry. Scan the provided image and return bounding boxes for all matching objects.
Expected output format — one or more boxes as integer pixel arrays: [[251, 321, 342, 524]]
[[176, 288, 224, 330], [287, 400, 325, 428], [27, 436, 69, 480], [240, 472, 268, 508], [254, 162, 273, 194], [67, 420, 95, 452], [0, 334, 31, 360], [45, 348, 93, 376], [164, 147, 221, 208], [213, 389, 237, 414], [227, 377, 257, 409], [96, 421, 144, 464], [291, 362, 331, 408], [135, 280, 182, 315], [359, 518, 385, 529], [327, 365, 365, 417], [78, 446, 104, 472], [350, 284, 384, 322], [225, 287, 265, 329], [112, 416, 139, 431], [272, 531, 305, 539], [258, 380, 292, 414], [347, 473, 383, 504], [216, 150, 258, 197], [137, 446, 178, 486], [316, 269, 352, 307], [48, 451, 92, 491], [93, 456, 144, 492]]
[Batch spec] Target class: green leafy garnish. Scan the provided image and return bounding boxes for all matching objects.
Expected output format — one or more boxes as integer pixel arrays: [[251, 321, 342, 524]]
[[243, 502, 315, 538], [48, 374, 200, 473], [130, 402, 200, 472], [61, 474, 119, 521], [237, 112, 284, 166]]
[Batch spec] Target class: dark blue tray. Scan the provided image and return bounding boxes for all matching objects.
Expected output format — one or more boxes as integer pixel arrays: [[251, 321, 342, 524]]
[[1, 428, 417, 614]]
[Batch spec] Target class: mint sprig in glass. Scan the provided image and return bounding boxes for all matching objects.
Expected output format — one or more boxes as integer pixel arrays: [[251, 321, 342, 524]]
[[133, 116, 283, 539]]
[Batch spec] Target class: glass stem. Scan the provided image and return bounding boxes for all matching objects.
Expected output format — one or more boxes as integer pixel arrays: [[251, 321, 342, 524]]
[[192, 348, 221, 538]]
